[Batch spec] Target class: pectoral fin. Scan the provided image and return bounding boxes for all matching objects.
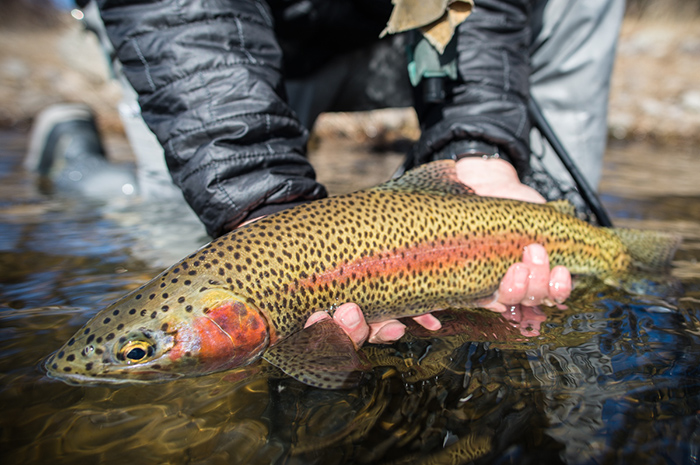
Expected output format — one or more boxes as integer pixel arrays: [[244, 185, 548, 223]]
[[262, 319, 372, 389]]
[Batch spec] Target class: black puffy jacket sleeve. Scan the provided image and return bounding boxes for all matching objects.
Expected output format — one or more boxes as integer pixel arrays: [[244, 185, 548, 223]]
[[97, 0, 327, 237], [410, 0, 532, 173]]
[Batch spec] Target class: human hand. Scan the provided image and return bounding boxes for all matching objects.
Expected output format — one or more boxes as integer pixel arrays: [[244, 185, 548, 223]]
[[454, 156, 546, 202]]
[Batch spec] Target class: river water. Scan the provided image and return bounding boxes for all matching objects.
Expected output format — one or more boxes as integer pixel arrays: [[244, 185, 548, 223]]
[[0, 130, 699, 464]]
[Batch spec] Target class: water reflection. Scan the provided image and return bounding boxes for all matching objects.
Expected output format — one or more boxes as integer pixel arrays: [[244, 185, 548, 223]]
[[1, 132, 700, 464]]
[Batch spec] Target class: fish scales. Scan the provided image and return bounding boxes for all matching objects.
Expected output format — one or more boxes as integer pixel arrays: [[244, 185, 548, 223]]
[[44, 160, 678, 388], [253, 189, 624, 333]]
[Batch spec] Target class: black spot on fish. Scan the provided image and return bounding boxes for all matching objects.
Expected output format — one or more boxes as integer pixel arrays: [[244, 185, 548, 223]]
[[129, 308, 136, 315], [63, 367, 72, 372], [184, 280, 192, 285], [57, 351, 65, 359], [185, 305, 193, 312], [135, 294, 142, 300], [95, 348, 103, 355], [106, 333, 115, 341], [84, 328, 90, 335], [85, 362, 93, 370], [149, 294, 155, 300], [161, 323, 168, 332], [150, 311, 157, 319], [68, 338, 75, 346], [162, 293, 168, 299], [96, 337, 103, 343], [171, 278, 178, 284], [86, 334, 95, 344], [112, 310, 120, 316], [178, 296, 185, 303], [162, 305, 169, 312], [103, 318, 111, 324], [66, 354, 75, 362], [117, 323, 124, 330]]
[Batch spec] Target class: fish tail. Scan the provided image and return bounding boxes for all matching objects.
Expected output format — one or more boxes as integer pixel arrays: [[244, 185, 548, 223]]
[[609, 228, 682, 270]]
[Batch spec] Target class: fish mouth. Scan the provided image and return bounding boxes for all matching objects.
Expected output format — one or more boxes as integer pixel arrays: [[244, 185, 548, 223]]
[[41, 353, 185, 386], [43, 367, 186, 386]]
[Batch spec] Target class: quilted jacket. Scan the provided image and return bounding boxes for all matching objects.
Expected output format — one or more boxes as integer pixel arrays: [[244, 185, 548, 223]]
[[97, 0, 532, 237]]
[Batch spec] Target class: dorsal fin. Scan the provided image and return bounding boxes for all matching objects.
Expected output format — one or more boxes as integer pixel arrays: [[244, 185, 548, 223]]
[[546, 199, 577, 217], [375, 160, 475, 196]]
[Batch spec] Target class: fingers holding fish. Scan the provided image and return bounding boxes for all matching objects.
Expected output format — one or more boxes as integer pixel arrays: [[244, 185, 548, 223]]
[[368, 320, 407, 344], [305, 306, 441, 346], [305, 304, 370, 348], [521, 244, 551, 306], [493, 244, 572, 311], [497, 263, 532, 307], [548, 266, 572, 305], [367, 313, 442, 343], [334, 303, 370, 347], [411, 313, 442, 331]]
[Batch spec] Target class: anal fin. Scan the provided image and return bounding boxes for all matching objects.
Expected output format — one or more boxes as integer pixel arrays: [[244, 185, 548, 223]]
[[262, 319, 372, 389]]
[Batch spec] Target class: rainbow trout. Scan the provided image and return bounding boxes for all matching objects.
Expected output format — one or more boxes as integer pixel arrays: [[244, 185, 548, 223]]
[[44, 161, 680, 388]]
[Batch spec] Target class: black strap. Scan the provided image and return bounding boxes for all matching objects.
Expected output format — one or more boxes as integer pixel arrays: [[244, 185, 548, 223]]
[[528, 97, 613, 227]]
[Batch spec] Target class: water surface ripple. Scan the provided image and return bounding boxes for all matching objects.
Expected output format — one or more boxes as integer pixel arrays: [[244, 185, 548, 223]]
[[1, 133, 699, 464]]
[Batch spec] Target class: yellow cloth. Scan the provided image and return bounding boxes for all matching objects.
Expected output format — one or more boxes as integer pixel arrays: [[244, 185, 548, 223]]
[[381, 0, 474, 54]]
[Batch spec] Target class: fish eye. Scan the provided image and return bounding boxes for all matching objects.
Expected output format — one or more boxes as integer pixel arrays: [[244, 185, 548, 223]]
[[118, 341, 155, 364]]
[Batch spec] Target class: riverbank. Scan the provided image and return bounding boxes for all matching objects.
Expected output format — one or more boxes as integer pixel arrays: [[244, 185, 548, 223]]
[[0, 13, 699, 147]]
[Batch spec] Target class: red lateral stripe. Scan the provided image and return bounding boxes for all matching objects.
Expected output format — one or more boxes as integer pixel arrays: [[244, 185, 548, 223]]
[[294, 233, 529, 291]]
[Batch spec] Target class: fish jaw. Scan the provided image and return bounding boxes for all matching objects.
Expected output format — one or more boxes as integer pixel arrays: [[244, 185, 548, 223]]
[[43, 285, 271, 385], [43, 324, 182, 384]]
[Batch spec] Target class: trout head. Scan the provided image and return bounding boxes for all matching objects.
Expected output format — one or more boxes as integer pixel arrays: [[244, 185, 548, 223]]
[[44, 269, 270, 385]]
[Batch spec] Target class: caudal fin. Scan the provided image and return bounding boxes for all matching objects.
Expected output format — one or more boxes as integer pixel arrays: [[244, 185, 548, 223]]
[[610, 228, 682, 270]]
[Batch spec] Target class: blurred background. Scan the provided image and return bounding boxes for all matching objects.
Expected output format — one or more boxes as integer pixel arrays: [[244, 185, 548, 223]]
[[1, 0, 699, 152]]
